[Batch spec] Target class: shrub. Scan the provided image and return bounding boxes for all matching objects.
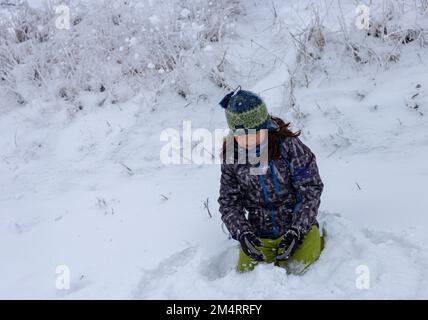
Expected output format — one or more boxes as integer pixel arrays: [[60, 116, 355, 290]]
[[0, 0, 242, 107]]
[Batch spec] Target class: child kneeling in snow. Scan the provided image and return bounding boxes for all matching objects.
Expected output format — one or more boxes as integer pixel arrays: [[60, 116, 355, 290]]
[[218, 87, 324, 274]]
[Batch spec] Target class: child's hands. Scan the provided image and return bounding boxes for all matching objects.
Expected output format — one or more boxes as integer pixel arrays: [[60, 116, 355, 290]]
[[276, 226, 302, 261], [238, 231, 265, 261]]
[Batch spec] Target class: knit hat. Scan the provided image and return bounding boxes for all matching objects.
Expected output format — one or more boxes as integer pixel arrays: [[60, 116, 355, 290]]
[[219, 87, 279, 132]]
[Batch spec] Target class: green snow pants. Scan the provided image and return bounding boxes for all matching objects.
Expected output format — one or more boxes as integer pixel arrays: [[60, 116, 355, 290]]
[[237, 226, 323, 274]]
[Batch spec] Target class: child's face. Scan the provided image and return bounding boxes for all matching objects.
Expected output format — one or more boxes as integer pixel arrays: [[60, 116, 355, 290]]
[[234, 130, 267, 150]]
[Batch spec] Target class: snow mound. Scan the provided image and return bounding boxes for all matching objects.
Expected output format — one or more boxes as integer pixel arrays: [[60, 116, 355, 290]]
[[134, 212, 428, 299]]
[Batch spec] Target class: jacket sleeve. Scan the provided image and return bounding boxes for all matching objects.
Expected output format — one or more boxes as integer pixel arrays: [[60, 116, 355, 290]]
[[285, 137, 324, 236], [218, 162, 252, 240]]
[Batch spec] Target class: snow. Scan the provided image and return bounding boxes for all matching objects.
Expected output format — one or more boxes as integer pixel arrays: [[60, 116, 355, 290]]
[[1, 0, 428, 299], [129, 37, 138, 47], [181, 8, 191, 19], [149, 14, 161, 26]]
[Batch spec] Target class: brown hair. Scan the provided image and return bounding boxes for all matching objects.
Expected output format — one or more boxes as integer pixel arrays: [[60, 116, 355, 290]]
[[221, 116, 301, 162]]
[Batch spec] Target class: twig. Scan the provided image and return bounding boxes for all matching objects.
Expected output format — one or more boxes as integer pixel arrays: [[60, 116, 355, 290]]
[[120, 162, 134, 175], [203, 197, 212, 218], [202, 147, 215, 160], [327, 147, 338, 158], [271, 0, 278, 18], [258, 84, 286, 94], [221, 222, 231, 239], [250, 39, 291, 68], [287, 29, 318, 64], [14, 130, 18, 148]]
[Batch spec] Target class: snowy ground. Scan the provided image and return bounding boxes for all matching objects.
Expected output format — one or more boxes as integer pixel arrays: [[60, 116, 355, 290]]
[[1, 1, 428, 299]]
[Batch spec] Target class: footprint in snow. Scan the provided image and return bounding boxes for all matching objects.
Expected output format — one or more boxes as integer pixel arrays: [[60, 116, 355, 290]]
[[198, 246, 237, 281], [134, 246, 198, 298]]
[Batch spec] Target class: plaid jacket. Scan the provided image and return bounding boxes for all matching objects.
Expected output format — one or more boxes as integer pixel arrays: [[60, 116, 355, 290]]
[[218, 136, 324, 240]]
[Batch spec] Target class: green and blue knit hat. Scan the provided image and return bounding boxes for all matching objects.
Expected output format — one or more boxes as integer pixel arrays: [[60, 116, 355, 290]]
[[219, 87, 279, 132]]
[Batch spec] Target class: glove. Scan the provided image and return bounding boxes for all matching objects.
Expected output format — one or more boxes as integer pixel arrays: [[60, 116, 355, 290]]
[[276, 226, 302, 261], [238, 231, 265, 261]]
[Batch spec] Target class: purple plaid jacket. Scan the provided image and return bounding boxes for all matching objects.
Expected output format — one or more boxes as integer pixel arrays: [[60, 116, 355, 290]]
[[218, 136, 324, 240]]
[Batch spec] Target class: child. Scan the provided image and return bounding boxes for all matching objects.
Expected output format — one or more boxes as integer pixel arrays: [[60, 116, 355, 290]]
[[218, 87, 324, 273]]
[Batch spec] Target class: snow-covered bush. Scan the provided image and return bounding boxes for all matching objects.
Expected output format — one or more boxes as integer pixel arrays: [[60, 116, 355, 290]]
[[285, 0, 428, 87], [0, 0, 242, 108], [348, 0, 428, 66]]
